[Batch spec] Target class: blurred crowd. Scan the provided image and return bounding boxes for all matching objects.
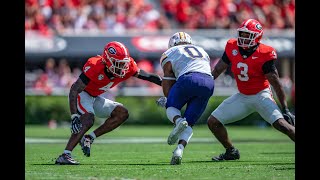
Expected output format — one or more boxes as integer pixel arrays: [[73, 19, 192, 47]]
[[25, 0, 295, 36], [161, 0, 294, 29]]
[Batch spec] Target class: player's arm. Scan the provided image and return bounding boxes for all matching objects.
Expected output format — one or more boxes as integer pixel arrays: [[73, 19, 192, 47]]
[[162, 61, 176, 97], [134, 69, 162, 86], [263, 60, 289, 111], [69, 73, 89, 115], [212, 51, 230, 80]]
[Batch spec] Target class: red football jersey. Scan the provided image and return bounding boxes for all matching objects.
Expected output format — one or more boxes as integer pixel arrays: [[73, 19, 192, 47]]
[[225, 39, 277, 95], [82, 55, 139, 96]]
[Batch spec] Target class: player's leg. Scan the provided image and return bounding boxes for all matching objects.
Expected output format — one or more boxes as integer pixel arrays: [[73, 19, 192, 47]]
[[79, 96, 128, 156], [208, 93, 253, 161], [55, 92, 95, 165], [91, 96, 128, 137], [166, 78, 193, 145], [171, 126, 193, 165], [254, 89, 295, 142], [170, 73, 215, 165], [91, 105, 129, 137]]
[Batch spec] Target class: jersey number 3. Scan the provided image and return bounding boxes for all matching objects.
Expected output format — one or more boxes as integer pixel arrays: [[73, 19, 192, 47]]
[[237, 62, 249, 81]]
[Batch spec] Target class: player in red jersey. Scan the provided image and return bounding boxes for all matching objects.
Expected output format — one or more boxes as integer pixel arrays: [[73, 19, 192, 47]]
[[55, 41, 162, 165], [207, 19, 295, 161]]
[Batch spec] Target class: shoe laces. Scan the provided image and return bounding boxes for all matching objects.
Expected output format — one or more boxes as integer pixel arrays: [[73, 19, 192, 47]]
[[63, 153, 74, 160]]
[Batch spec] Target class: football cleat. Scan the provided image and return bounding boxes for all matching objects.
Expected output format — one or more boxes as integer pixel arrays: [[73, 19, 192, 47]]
[[170, 147, 183, 165], [55, 153, 80, 165], [80, 134, 94, 157], [170, 156, 182, 165], [212, 147, 240, 161], [167, 118, 188, 145]]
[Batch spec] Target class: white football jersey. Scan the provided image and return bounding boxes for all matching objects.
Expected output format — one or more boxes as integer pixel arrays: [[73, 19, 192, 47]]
[[160, 44, 212, 79]]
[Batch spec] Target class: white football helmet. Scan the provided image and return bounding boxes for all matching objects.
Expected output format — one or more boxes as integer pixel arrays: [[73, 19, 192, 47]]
[[168, 32, 193, 49]]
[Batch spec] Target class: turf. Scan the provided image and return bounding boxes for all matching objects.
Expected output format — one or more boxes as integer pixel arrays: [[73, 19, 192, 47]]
[[25, 125, 295, 180]]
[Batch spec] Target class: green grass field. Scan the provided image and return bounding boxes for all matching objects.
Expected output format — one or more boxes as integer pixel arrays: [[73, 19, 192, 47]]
[[25, 124, 295, 180]]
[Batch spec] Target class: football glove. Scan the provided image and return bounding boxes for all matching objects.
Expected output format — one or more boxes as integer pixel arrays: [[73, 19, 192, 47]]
[[282, 108, 295, 126], [156, 96, 167, 108], [70, 114, 82, 134]]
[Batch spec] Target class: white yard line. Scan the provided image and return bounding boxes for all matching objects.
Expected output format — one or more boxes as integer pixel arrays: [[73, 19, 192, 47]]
[[25, 137, 215, 144]]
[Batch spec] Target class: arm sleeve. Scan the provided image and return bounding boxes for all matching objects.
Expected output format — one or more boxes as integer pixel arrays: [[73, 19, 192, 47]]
[[137, 69, 162, 86], [262, 60, 277, 74], [221, 51, 231, 65], [79, 72, 90, 85]]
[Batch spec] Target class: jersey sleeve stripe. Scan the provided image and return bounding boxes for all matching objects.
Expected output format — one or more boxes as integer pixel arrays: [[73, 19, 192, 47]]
[[161, 57, 169, 69]]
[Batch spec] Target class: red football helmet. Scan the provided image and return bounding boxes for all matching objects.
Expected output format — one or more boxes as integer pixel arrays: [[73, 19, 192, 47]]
[[237, 19, 263, 48], [102, 41, 131, 78]]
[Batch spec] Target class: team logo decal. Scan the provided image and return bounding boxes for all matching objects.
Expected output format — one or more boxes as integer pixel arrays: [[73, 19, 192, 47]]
[[108, 47, 117, 54], [232, 49, 238, 56], [256, 24, 262, 30], [98, 74, 104, 80]]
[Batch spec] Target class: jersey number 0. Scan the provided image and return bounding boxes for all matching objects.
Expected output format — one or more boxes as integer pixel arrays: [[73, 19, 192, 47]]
[[183, 46, 203, 58]]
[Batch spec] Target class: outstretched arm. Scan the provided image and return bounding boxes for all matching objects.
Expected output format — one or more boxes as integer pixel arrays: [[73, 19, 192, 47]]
[[212, 52, 230, 79], [134, 69, 162, 86]]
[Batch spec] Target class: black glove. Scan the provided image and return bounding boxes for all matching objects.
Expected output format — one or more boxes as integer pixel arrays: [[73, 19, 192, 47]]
[[70, 114, 82, 134], [156, 96, 167, 108], [282, 108, 295, 126]]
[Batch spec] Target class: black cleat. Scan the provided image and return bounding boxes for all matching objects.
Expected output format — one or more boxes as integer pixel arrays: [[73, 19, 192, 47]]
[[55, 153, 80, 165], [212, 147, 240, 161], [79, 134, 94, 157]]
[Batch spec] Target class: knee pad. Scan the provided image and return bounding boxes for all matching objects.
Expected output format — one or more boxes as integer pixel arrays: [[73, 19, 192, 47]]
[[179, 126, 193, 144], [166, 107, 181, 123]]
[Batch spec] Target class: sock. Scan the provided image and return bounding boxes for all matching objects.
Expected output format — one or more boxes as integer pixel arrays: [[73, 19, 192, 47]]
[[178, 144, 185, 150], [173, 144, 184, 156], [89, 132, 96, 139], [64, 150, 72, 155], [175, 117, 184, 125]]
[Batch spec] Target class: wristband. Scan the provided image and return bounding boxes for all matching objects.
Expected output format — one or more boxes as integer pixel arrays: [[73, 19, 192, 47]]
[[71, 114, 80, 119], [162, 76, 176, 80]]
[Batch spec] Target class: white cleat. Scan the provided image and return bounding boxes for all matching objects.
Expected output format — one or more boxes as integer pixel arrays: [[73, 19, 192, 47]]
[[167, 118, 188, 145], [170, 147, 183, 165]]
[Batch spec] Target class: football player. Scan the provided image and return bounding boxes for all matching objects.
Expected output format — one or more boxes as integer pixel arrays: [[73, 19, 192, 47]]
[[157, 32, 215, 165], [55, 41, 162, 165], [207, 19, 295, 161]]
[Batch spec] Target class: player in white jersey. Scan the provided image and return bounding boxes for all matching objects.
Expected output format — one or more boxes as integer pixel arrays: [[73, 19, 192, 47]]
[[157, 32, 215, 165]]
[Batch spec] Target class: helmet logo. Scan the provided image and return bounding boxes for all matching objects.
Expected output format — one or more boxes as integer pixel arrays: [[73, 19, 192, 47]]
[[108, 47, 117, 54], [255, 24, 262, 30]]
